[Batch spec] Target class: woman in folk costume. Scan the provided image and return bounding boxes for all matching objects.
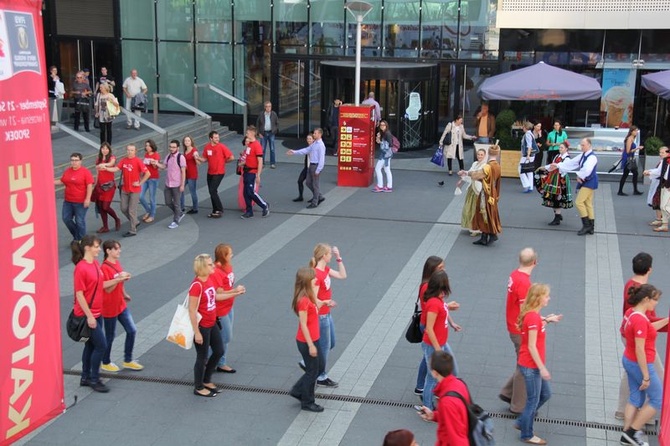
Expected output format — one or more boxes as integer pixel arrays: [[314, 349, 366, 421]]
[[459, 148, 488, 236], [535, 143, 573, 226], [460, 145, 502, 246]]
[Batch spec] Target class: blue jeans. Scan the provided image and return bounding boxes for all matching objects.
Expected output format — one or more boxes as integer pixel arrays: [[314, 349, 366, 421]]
[[62, 201, 88, 240], [139, 178, 158, 218], [81, 317, 107, 383], [421, 342, 459, 408], [103, 308, 137, 363], [518, 365, 552, 440], [262, 133, 276, 165], [317, 314, 335, 380], [180, 178, 198, 211], [622, 356, 663, 410], [217, 309, 234, 367]]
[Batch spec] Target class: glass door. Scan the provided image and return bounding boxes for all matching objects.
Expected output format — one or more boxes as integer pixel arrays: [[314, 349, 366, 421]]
[[276, 59, 306, 137]]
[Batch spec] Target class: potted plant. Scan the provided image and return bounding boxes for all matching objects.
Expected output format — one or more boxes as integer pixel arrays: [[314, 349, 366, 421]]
[[641, 136, 665, 170], [495, 109, 523, 177]]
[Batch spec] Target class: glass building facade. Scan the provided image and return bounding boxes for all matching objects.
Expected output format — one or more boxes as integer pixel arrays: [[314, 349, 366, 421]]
[[43, 0, 670, 141]]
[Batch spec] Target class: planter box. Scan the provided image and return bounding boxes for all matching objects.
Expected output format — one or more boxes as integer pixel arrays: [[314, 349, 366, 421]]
[[500, 149, 521, 178]]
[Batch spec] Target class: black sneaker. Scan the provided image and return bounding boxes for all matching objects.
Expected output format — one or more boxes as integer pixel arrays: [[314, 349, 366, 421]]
[[240, 212, 254, 219], [621, 428, 648, 446], [186, 209, 198, 214], [80, 378, 90, 387], [262, 205, 270, 217], [90, 381, 110, 393], [316, 378, 338, 388], [298, 362, 306, 372], [414, 387, 423, 395]]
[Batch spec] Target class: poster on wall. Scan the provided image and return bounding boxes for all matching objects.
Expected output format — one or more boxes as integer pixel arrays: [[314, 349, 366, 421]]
[[600, 68, 636, 128], [0, 1, 65, 444], [337, 105, 376, 187]]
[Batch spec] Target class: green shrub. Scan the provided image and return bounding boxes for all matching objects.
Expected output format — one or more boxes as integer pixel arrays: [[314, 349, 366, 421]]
[[495, 109, 522, 150], [643, 136, 664, 156]]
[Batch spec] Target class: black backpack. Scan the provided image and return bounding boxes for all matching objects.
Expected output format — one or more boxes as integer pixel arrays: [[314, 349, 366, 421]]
[[443, 379, 495, 446]]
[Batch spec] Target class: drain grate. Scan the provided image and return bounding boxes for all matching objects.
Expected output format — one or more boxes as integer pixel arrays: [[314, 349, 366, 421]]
[[63, 370, 657, 436]]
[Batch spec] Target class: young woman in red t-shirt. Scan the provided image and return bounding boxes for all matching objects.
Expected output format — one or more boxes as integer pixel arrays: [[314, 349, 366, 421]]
[[139, 139, 161, 223], [516, 283, 562, 445], [71, 235, 109, 393], [188, 253, 224, 397], [94, 142, 121, 233], [421, 270, 460, 410], [298, 243, 346, 388], [212, 244, 246, 373], [414, 256, 460, 396], [620, 284, 667, 445], [100, 239, 143, 373], [180, 135, 199, 214], [289, 267, 335, 412]]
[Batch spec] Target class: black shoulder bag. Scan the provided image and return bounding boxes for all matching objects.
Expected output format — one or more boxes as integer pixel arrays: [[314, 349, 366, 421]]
[[405, 291, 423, 343]]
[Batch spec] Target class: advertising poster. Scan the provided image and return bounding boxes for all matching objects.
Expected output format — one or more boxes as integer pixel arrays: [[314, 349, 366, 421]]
[[337, 104, 375, 187], [0, 1, 65, 444], [600, 68, 636, 128]]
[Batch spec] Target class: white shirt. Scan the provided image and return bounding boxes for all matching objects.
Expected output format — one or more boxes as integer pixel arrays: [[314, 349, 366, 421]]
[[558, 150, 597, 181], [123, 76, 147, 97]]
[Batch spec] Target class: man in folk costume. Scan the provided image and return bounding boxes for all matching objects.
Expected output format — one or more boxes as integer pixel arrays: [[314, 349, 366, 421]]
[[459, 145, 502, 246], [549, 138, 598, 236]]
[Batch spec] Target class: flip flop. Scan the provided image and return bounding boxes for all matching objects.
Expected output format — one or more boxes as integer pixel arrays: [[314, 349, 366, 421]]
[[523, 436, 547, 445]]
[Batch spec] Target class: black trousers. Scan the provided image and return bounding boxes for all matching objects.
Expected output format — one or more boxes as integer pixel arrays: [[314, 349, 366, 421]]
[[297, 167, 308, 198], [193, 324, 223, 390], [207, 173, 224, 213], [292, 340, 320, 407], [99, 122, 112, 144], [74, 107, 90, 131], [619, 162, 640, 193]]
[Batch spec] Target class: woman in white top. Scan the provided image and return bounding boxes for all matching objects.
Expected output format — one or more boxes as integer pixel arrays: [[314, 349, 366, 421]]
[[459, 148, 488, 236], [439, 115, 475, 175]]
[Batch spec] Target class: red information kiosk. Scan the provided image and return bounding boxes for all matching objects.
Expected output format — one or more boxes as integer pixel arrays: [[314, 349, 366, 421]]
[[336, 104, 376, 187]]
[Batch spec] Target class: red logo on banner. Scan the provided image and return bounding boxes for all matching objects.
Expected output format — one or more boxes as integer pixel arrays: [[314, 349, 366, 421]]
[[0, 1, 64, 444]]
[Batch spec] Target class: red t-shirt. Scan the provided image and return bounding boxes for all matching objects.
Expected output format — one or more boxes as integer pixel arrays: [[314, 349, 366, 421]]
[[622, 308, 657, 363], [243, 140, 263, 172], [61, 166, 94, 203], [518, 311, 546, 368], [189, 277, 217, 328], [418, 282, 429, 325], [73, 260, 104, 318], [433, 375, 471, 446], [315, 266, 332, 315], [202, 142, 232, 175], [100, 260, 127, 318], [212, 264, 236, 317], [506, 269, 531, 335], [144, 152, 161, 179], [96, 157, 116, 184], [622, 279, 667, 332], [184, 149, 199, 180], [118, 156, 149, 193], [422, 297, 448, 346], [295, 296, 320, 343]]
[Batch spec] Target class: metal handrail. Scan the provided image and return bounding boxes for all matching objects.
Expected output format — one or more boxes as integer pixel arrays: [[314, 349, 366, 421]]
[[152, 94, 212, 135], [194, 83, 248, 130], [120, 106, 169, 149]]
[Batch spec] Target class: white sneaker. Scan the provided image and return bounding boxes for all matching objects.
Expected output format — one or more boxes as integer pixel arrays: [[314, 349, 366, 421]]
[[168, 222, 179, 229]]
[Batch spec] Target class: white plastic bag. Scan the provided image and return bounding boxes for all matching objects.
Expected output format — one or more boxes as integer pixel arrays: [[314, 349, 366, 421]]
[[166, 295, 201, 350]]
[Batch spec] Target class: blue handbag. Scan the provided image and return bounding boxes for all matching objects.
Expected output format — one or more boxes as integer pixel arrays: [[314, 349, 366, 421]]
[[430, 146, 445, 168]]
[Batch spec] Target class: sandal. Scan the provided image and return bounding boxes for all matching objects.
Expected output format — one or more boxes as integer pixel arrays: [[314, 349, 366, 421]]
[[144, 217, 154, 223], [649, 219, 663, 226], [141, 213, 150, 221], [523, 436, 547, 445], [203, 382, 218, 391], [193, 388, 217, 398], [653, 226, 668, 232], [207, 212, 222, 218]]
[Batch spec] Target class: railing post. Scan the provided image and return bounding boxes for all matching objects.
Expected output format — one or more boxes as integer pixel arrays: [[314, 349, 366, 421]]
[[193, 84, 199, 110], [243, 104, 247, 131], [153, 94, 159, 125]]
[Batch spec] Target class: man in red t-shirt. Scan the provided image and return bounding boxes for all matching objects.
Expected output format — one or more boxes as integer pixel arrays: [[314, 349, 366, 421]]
[[196, 130, 234, 218], [499, 247, 536, 413], [420, 351, 471, 446], [615, 252, 668, 419], [55, 152, 94, 241], [111, 144, 150, 237], [240, 126, 270, 219]]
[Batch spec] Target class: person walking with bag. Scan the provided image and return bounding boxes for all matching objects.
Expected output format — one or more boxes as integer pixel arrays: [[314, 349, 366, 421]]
[[440, 115, 476, 176], [94, 83, 119, 144], [289, 267, 336, 412], [94, 143, 121, 233], [100, 239, 144, 373], [372, 120, 395, 192], [188, 254, 224, 397], [71, 235, 109, 393], [515, 283, 562, 445], [618, 126, 644, 196]]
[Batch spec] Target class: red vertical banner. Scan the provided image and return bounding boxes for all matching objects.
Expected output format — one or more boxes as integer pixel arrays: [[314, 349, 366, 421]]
[[337, 104, 376, 187], [0, 1, 65, 445]]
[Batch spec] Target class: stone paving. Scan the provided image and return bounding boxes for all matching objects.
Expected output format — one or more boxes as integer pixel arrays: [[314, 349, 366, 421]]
[[18, 129, 670, 446]]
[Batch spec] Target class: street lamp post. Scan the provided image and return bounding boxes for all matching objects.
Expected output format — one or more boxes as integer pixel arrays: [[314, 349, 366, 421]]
[[345, 1, 373, 105]]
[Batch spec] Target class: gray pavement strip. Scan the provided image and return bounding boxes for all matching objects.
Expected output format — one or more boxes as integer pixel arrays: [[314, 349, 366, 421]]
[[278, 192, 465, 445]]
